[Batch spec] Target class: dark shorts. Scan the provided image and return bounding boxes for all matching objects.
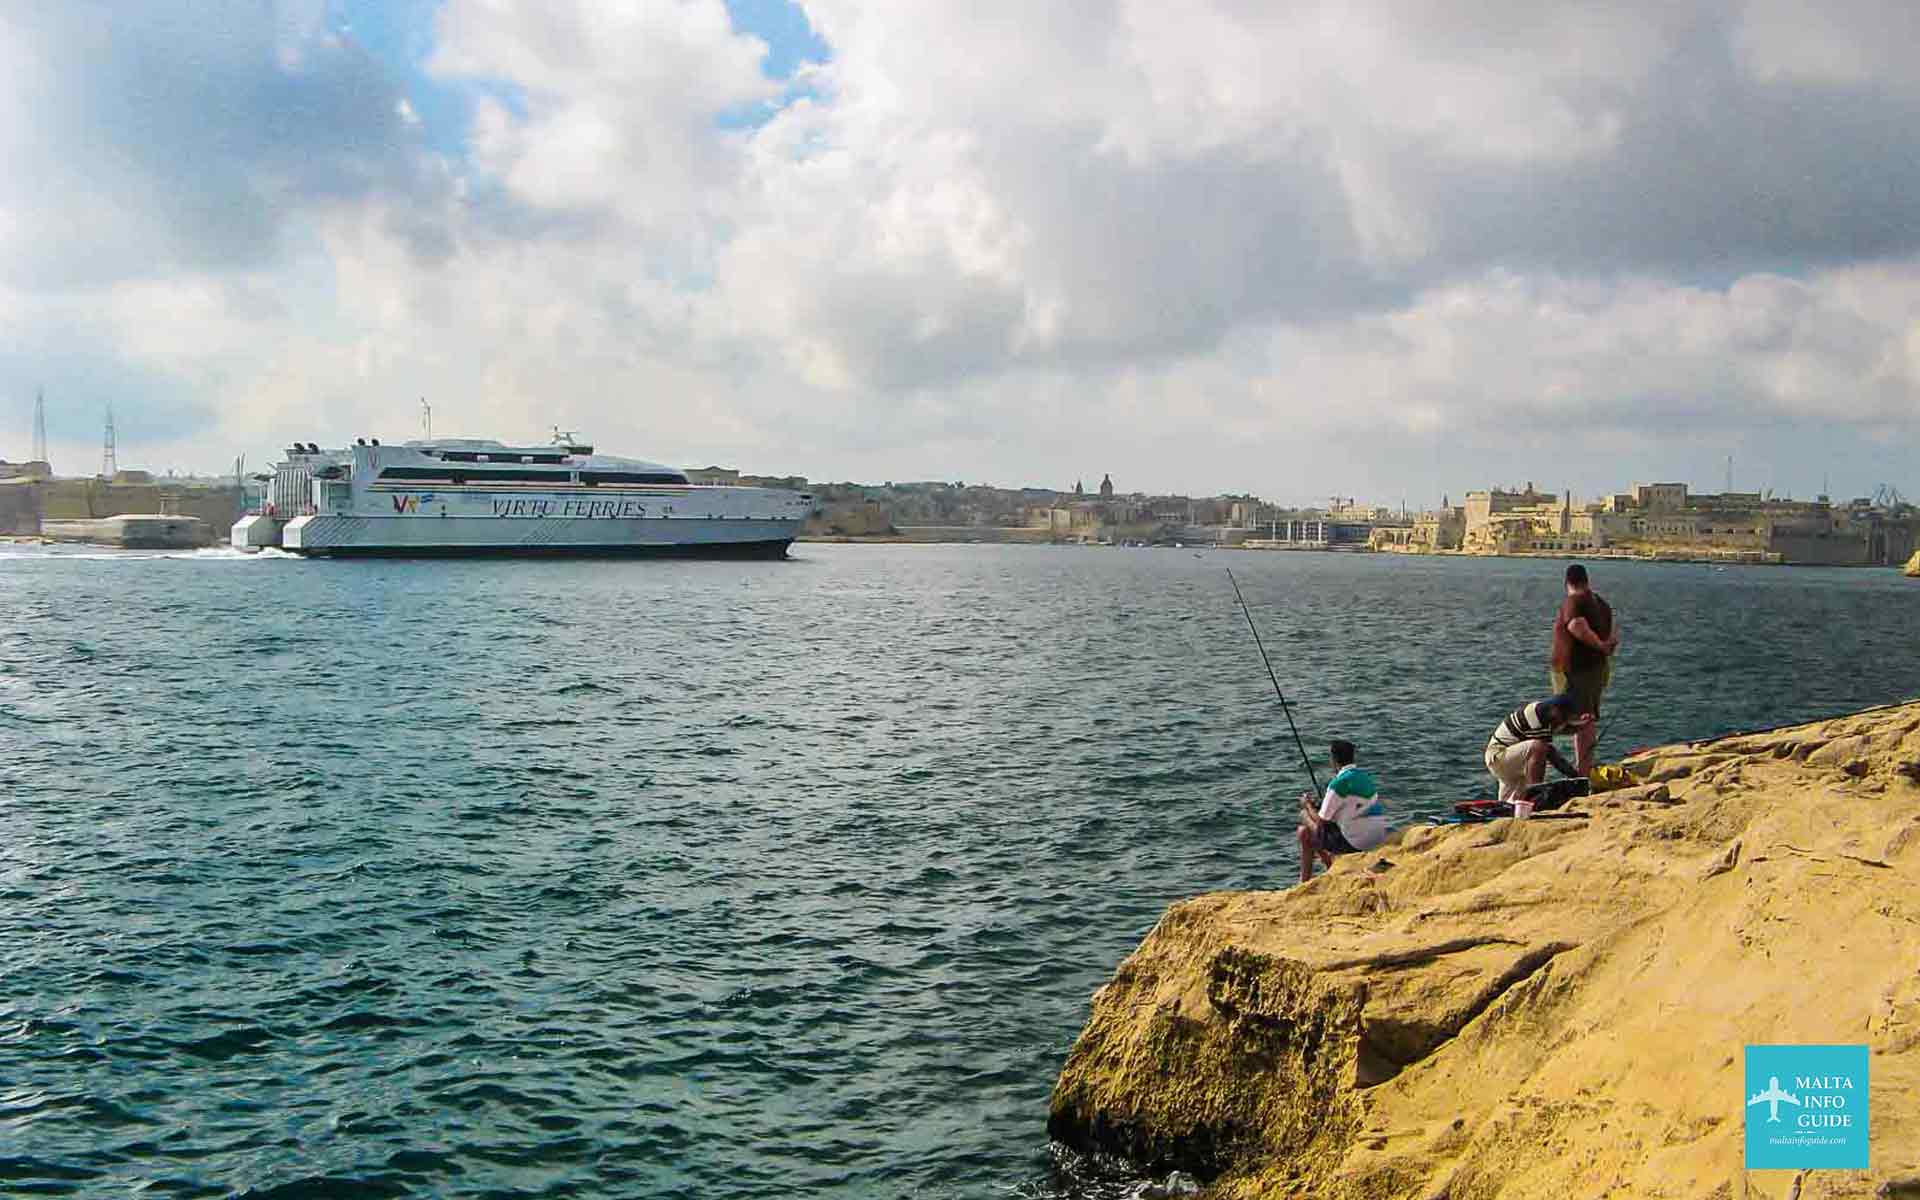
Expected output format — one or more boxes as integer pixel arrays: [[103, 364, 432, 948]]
[[1550, 661, 1611, 718], [1316, 823, 1358, 855]]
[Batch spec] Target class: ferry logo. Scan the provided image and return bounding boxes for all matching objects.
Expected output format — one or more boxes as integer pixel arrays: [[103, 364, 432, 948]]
[[1747, 1076, 1799, 1122], [392, 494, 419, 513], [1744, 1044, 1868, 1170]]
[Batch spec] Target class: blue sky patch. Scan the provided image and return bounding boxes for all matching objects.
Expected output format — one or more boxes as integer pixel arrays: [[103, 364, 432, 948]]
[[330, 0, 827, 152], [726, 0, 830, 79]]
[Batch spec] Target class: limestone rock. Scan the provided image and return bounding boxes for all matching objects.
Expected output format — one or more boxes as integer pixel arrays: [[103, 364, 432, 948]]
[[1050, 702, 1920, 1198], [1579, 780, 1675, 808]]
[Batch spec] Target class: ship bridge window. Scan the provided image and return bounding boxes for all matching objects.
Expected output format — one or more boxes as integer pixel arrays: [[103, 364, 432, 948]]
[[581, 470, 688, 485], [379, 466, 572, 483], [470, 467, 574, 482], [433, 451, 569, 465]]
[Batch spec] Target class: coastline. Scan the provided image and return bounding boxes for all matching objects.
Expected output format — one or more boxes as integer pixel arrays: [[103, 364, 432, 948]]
[[796, 535, 1911, 569], [1048, 700, 1920, 1198]]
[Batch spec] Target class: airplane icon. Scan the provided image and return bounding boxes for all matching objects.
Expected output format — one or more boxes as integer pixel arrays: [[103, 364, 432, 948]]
[[1747, 1076, 1801, 1122]]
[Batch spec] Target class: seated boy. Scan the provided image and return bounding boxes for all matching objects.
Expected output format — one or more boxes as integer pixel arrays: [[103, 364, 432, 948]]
[[1296, 739, 1387, 883]]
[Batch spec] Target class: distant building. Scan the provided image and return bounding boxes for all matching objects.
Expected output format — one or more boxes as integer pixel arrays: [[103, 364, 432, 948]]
[[0, 459, 52, 481], [1329, 499, 1392, 523], [1630, 482, 1689, 513], [741, 474, 808, 491], [1371, 506, 1466, 553], [685, 466, 742, 485], [1099, 473, 1114, 500], [1462, 484, 1559, 532], [1458, 478, 1919, 565]]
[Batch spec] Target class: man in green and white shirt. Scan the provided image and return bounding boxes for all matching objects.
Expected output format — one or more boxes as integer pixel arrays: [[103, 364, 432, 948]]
[[1296, 739, 1387, 883]]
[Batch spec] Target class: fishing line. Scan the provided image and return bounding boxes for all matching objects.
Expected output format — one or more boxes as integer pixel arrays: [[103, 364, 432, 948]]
[[1225, 568, 1320, 795]]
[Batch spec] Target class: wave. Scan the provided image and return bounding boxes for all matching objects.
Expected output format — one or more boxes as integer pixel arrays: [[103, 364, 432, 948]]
[[0, 544, 296, 562]]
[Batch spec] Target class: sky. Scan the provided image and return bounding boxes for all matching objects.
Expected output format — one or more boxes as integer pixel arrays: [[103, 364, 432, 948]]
[[2, 0, 1917, 505]]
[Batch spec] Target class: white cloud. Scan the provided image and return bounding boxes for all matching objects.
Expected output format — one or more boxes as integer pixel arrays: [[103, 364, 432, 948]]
[[1732, 0, 1920, 91], [5, 0, 1920, 502], [432, 0, 775, 226]]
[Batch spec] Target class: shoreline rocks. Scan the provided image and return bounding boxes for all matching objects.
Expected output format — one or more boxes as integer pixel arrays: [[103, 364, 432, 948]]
[[1049, 702, 1920, 1198]]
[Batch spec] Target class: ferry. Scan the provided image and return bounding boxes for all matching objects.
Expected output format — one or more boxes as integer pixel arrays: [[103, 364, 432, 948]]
[[231, 433, 813, 558]]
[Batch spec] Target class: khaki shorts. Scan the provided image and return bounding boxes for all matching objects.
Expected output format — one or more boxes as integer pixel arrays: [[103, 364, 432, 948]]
[[1485, 741, 1536, 803], [1550, 658, 1612, 718]]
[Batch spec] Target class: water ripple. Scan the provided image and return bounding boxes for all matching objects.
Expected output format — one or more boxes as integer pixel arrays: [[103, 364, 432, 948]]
[[1, 546, 1915, 1196]]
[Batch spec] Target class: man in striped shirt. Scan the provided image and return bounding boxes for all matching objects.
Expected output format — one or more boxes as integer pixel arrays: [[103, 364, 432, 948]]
[[1485, 694, 1589, 805]]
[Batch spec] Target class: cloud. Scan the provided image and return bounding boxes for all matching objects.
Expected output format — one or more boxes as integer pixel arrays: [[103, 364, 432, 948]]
[[2, 0, 1918, 501], [433, 0, 776, 233], [702, 0, 1920, 395], [0, 2, 434, 291]]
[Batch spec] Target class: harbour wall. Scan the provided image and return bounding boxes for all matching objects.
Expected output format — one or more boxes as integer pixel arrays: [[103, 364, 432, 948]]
[[1768, 531, 1878, 567], [0, 480, 242, 538], [0, 481, 43, 535], [41, 515, 211, 549], [892, 525, 1055, 544]]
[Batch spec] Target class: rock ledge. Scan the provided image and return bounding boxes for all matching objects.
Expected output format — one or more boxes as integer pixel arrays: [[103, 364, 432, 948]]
[[1050, 703, 1920, 1198]]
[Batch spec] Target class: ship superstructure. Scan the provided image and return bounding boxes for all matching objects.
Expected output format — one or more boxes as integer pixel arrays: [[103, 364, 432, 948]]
[[232, 435, 812, 557]]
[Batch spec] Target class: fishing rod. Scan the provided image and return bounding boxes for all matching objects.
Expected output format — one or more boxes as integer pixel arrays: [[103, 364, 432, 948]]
[[1225, 568, 1320, 795]]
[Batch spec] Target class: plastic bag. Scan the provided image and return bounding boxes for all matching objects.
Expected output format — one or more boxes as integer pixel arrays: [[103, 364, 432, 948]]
[[1587, 763, 1637, 793]]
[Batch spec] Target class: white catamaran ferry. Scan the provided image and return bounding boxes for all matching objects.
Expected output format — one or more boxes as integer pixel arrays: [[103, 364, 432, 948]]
[[232, 433, 814, 558]]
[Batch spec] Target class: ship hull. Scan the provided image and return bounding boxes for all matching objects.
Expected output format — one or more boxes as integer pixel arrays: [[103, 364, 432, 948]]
[[283, 514, 799, 559]]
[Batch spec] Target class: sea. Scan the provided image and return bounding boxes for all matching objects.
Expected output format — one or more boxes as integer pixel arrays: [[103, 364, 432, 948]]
[[1, 542, 1914, 1198]]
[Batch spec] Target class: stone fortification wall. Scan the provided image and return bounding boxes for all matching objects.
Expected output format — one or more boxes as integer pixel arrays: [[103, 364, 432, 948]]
[[806, 501, 896, 537], [1876, 520, 1919, 566], [37, 480, 242, 530], [1768, 529, 1873, 566], [890, 525, 1053, 543], [0, 482, 42, 535]]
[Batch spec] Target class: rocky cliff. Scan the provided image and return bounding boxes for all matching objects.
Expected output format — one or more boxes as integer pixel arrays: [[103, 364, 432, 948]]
[[1050, 703, 1920, 1198]]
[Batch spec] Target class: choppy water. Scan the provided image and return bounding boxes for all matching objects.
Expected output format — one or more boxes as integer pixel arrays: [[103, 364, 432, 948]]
[[1, 543, 1914, 1197]]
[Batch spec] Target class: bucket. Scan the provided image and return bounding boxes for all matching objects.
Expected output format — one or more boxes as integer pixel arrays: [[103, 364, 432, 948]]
[[1512, 798, 1535, 820]]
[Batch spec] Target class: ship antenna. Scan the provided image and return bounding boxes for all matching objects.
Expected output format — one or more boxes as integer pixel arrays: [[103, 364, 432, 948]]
[[421, 397, 431, 441]]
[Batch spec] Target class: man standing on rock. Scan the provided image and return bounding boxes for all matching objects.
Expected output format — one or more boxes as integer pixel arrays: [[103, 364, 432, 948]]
[[1551, 564, 1618, 774], [1296, 740, 1387, 882]]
